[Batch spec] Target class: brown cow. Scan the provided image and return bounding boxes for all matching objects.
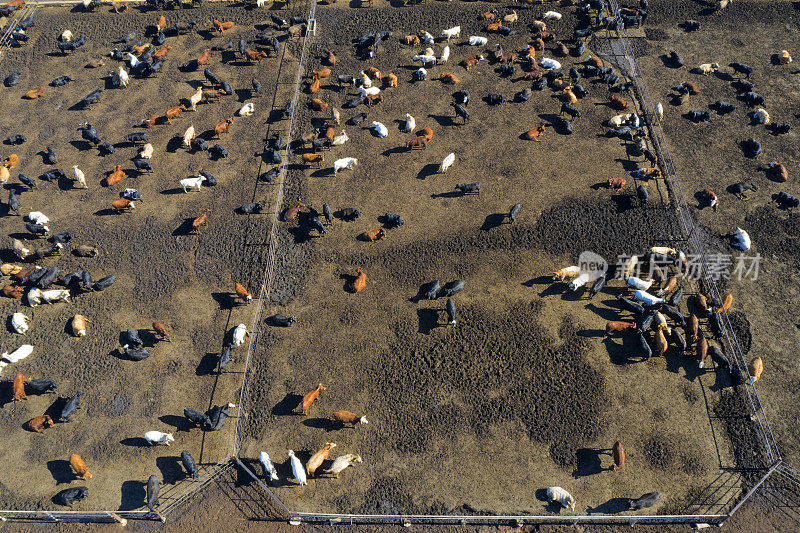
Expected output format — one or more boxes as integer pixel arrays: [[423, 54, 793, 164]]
[[104, 165, 124, 187], [313, 68, 332, 79], [1, 285, 24, 299], [214, 117, 233, 138], [461, 56, 482, 70], [282, 203, 305, 222], [308, 77, 321, 94], [235, 282, 252, 302], [197, 49, 210, 66], [112, 3, 128, 12], [606, 178, 626, 189], [24, 86, 45, 99], [532, 37, 545, 51], [302, 153, 324, 167], [687, 313, 699, 344], [524, 124, 547, 141], [213, 19, 234, 33], [26, 414, 54, 433], [153, 321, 172, 341], [132, 44, 149, 56], [202, 89, 225, 101], [586, 56, 604, 68], [365, 67, 381, 80], [402, 35, 421, 46], [153, 46, 172, 60], [323, 49, 337, 66], [165, 105, 187, 123], [612, 441, 625, 472], [192, 209, 210, 233], [111, 198, 134, 213], [4, 153, 19, 169], [245, 50, 267, 62], [563, 87, 578, 104], [70, 454, 92, 480], [421, 126, 434, 142], [486, 21, 502, 32], [605, 321, 635, 335], [610, 94, 629, 111], [365, 95, 382, 107], [140, 115, 160, 128], [309, 98, 328, 112], [406, 136, 427, 150], [301, 383, 325, 414], [440, 73, 460, 84], [306, 442, 336, 475], [385, 73, 398, 87], [157, 14, 166, 31], [350, 268, 366, 293], [359, 228, 387, 242], [12, 372, 26, 401], [333, 410, 368, 426]]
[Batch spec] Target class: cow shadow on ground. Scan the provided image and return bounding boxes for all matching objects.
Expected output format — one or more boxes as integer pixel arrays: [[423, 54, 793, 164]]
[[44, 397, 68, 420], [664, 352, 705, 382], [339, 272, 360, 293], [587, 497, 632, 514], [417, 308, 441, 334], [415, 163, 439, 180], [69, 140, 93, 152], [211, 291, 237, 310], [430, 190, 466, 199], [611, 193, 636, 212], [381, 146, 407, 157], [0, 382, 13, 408], [573, 448, 608, 478], [302, 417, 338, 432], [614, 157, 639, 172], [156, 456, 184, 485], [119, 480, 145, 511], [480, 212, 507, 231], [603, 336, 640, 366], [272, 393, 303, 416], [196, 353, 219, 376], [172, 218, 197, 236], [428, 114, 454, 128], [158, 414, 189, 432], [46, 459, 74, 484], [119, 437, 149, 447]]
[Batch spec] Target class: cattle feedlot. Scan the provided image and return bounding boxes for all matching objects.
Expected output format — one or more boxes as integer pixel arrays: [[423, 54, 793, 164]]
[[0, 0, 798, 527]]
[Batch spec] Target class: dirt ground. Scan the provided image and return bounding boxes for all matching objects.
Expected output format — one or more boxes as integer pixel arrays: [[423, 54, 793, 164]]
[[635, 0, 800, 470], [0, 3, 306, 511], [234, 0, 741, 518]]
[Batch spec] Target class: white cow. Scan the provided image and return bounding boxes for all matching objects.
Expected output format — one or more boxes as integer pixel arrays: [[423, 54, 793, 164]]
[[358, 86, 380, 98], [27, 211, 50, 225], [180, 176, 204, 193], [10, 313, 29, 334], [438, 45, 450, 64], [144, 431, 175, 446], [413, 54, 436, 65], [41, 289, 70, 304], [189, 87, 202, 111], [182, 125, 196, 148], [402, 113, 415, 133], [60, 29, 73, 42], [231, 323, 249, 347], [138, 143, 154, 159], [540, 57, 561, 69], [441, 26, 460, 40], [333, 157, 358, 174], [358, 70, 372, 89], [371, 121, 388, 138], [324, 454, 363, 478], [730, 227, 751, 251], [439, 153, 455, 173], [332, 130, 349, 146], [546, 486, 575, 510], [654, 102, 663, 122], [287, 450, 307, 485], [626, 276, 653, 291], [72, 165, 87, 188], [126, 53, 138, 68], [420, 30, 434, 45], [237, 102, 254, 116], [543, 10, 563, 20], [1, 344, 33, 363], [118, 66, 129, 87], [259, 452, 280, 482], [468, 35, 488, 46], [27, 288, 42, 307], [634, 290, 665, 307]]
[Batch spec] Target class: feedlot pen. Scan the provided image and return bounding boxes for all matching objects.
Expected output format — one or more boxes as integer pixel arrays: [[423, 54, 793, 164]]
[[0, 0, 794, 525]]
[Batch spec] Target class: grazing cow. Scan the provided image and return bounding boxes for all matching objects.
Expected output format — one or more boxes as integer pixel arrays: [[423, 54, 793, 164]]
[[24, 86, 45, 99], [301, 383, 325, 414], [612, 441, 625, 471], [144, 431, 174, 446], [70, 454, 92, 480], [351, 268, 367, 292], [181, 451, 199, 479], [26, 414, 54, 433], [455, 181, 481, 194], [439, 153, 455, 173], [730, 62, 753, 78], [213, 19, 234, 33], [111, 198, 134, 213], [324, 454, 362, 478], [288, 450, 307, 485], [165, 105, 187, 123], [152, 321, 171, 342], [146, 475, 160, 511], [302, 153, 324, 167], [55, 487, 88, 506], [630, 492, 660, 510], [441, 26, 461, 40], [12, 372, 26, 401], [306, 442, 338, 477], [192, 208, 210, 233], [546, 486, 575, 510], [214, 118, 233, 138], [56, 390, 84, 421], [334, 157, 358, 174], [360, 228, 387, 242]]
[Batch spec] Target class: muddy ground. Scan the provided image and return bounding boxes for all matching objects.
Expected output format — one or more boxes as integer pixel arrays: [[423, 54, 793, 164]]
[[636, 0, 800, 470], [234, 1, 740, 518], [0, 3, 308, 511]]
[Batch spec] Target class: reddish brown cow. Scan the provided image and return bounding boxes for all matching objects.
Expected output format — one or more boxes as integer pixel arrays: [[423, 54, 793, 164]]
[[104, 165, 124, 187], [301, 383, 325, 414], [165, 105, 187, 123], [213, 19, 234, 33], [192, 209, 210, 233], [26, 414, 54, 433], [605, 321, 636, 335], [282, 203, 305, 222], [406, 136, 427, 150], [302, 153, 324, 167], [606, 178, 626, 189], [612, 441, 626, 471], [359, 228, 387, 242], [1, 285, 24, 299], [214, 117, 233, 138], [12, 372, 26, 401], [111, 198, 134, 213], [197, 49, 210, 66]]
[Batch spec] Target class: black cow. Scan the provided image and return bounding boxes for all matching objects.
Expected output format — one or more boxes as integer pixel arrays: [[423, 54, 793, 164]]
[[58, 391, 85, 422]]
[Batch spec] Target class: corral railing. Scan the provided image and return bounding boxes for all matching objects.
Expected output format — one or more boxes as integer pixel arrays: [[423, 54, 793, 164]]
[[0, 1, 39, 57]]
